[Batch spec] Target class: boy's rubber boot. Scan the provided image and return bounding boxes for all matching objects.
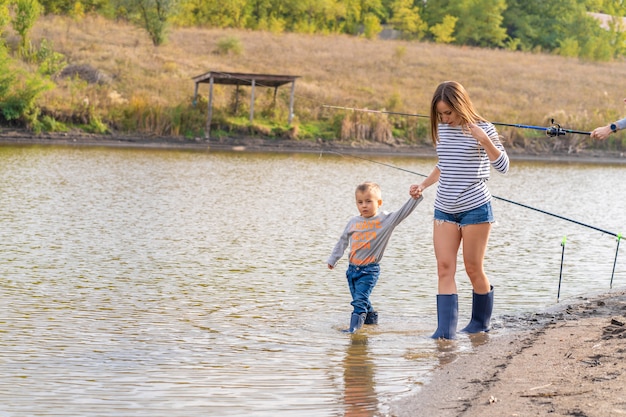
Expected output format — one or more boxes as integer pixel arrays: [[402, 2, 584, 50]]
[[431, 294, 458, 340], [461, 286, 494, 333], [345, 312, 366, 333], [364, 311, 378, 325]]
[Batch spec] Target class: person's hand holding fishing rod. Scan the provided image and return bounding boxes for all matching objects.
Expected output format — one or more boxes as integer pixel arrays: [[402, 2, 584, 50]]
[[590, 98, 626, 140]]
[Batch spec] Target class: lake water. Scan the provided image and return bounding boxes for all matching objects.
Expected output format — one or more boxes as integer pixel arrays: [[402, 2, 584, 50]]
[[1, 145, 624, 417]]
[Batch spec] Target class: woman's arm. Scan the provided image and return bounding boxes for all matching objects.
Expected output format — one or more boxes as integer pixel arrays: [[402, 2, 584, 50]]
[[409, 166, 440, 198]]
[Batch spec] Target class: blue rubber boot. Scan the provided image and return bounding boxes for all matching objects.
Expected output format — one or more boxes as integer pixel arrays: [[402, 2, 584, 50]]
[[344, 312, 366, 333], [461, 286, 494, 333], [431, 294, 458, 340], [364, 311, 378, 325]]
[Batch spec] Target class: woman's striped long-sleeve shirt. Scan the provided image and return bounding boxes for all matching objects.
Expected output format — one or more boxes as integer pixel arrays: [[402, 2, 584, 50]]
[[434, 122, 509, 214]]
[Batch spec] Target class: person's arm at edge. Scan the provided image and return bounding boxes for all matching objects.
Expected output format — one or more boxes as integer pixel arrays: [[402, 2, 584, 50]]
[[591, 99, 626, 140]]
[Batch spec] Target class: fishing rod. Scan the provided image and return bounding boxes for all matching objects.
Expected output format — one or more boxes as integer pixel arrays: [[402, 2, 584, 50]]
[[324, 149, 622, 287], [322, 105, 592, 137]]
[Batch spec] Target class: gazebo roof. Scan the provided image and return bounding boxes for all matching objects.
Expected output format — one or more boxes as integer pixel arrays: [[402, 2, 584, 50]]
[[192, 71, 300, 88]]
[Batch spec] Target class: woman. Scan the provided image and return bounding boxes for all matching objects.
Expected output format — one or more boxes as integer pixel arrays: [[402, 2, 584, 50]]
[[410, 81, 509, 340]]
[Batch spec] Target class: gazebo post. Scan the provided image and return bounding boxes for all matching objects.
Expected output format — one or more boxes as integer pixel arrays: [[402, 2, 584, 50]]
[[192, 82, 199, 106], [205, 76, 214, 139], [288, 80, 296, 125], [249, 79, 255, 123], [234, 85, 240, 113]]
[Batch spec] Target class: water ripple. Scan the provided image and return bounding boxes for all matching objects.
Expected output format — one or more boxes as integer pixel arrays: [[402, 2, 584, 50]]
[[0, 147, 624, 416]]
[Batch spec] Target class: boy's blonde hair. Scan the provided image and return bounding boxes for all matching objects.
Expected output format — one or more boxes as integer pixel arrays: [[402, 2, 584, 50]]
[[355, 182, 381, 198], [429, 81, 485, 146]]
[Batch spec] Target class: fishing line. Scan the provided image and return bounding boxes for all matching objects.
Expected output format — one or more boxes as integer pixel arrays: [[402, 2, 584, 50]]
[[323, 149, 622, 287], [558, 236, 566, 302], [322, 105, 592, 137], [611, 233, 623, 289]]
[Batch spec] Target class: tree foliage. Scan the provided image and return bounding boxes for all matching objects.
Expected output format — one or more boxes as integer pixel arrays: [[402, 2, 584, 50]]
[[389, 0, 427, 39], [429, 14, 457, 44], [37, 0, 110, 15], [113, 0, 178, 45], [0, 42, 52, 126], [11, 0, 43, 54], [152, 0, 626, 59], [27, 0, 619, 59]]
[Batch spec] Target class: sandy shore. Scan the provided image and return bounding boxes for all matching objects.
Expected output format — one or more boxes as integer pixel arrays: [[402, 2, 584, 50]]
[[389, 289, 626, 417]]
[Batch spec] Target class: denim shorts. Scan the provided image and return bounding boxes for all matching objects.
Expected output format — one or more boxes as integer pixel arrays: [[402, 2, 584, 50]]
[[434, 201, 494, 227]]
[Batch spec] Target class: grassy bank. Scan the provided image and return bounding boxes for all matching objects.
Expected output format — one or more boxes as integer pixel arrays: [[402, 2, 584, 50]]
[[23, 14, 626, 152]]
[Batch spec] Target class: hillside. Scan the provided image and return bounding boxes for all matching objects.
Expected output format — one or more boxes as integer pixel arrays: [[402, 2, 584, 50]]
[[19, 14, 626, 155]]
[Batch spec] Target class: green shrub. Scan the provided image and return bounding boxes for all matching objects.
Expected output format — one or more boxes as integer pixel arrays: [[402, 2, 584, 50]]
[[215, 36, 243, 55]]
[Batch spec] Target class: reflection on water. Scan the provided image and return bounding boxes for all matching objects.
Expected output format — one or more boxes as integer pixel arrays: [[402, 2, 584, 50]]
[[343, 334, 377, 417], [434, 339, 460, 367], [0, 146, 624, 416], [468, 332, 490, 349]]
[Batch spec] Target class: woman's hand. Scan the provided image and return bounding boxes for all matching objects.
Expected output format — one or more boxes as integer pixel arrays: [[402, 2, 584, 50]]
[[468, 123, 490, 146], [409, 184, 424, 199]]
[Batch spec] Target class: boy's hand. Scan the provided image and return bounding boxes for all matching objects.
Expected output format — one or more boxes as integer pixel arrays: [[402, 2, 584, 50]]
[[328, 264, 334, 270]]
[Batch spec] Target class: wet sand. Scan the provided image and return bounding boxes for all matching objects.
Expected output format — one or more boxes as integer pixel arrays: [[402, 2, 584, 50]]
[[389, 289, 626, 417]]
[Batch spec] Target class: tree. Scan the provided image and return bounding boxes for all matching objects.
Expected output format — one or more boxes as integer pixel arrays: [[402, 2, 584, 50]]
[[502, 0, 588, 52], [285, 0, 345, 34], [0, 0, 10, 29], [0, 43, 53, 126], [389, 0, 427, 39], [341, 0, 385, 35], [362, 12, 382, 38], [115, 0, 178, 46], [38, 0, 109, 14], [171, 0, 248, 28], [11, 0, 43, 55], [430, 14, 457, 44], [597, 0, 626, 58], [447, 0, 507, 47], [137, 0, 176, 45]]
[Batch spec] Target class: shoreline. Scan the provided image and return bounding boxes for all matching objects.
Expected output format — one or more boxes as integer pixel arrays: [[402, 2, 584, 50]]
[[389, 288, 626, 417], [0, 129, 625, 165]]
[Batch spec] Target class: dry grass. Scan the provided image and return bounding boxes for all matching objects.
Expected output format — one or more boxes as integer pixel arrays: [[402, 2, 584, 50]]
[[26, 15, 626, 146]]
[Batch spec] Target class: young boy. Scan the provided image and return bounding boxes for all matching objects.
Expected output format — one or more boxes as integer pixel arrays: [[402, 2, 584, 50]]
[[327, 182, 423, 333]]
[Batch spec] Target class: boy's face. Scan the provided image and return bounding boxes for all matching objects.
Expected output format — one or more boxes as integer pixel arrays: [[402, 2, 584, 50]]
[[355, 190, 382, 218]]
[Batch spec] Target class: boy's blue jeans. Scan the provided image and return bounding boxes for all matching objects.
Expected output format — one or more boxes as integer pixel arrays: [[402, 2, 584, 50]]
[[346, 263, 380, 314]]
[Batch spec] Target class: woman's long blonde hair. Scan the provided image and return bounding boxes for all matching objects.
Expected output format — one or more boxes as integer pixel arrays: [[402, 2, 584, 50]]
[[429, 81, 485, 146]]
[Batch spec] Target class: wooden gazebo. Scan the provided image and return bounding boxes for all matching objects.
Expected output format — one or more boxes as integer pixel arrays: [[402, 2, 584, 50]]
[[192, 71, 300, 139]]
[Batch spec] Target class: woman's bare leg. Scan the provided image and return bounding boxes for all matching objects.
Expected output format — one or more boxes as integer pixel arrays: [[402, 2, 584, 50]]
[[433, 220, 462, 294], [461, 223, 492, 294]]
